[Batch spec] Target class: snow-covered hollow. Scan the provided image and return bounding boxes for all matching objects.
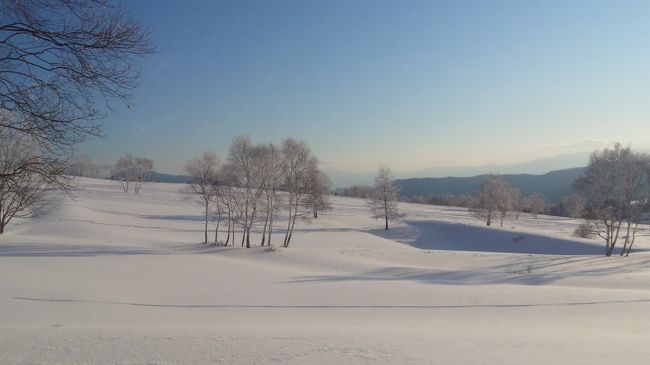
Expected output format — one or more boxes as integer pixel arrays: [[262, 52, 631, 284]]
[[1, 177, 650, 364]]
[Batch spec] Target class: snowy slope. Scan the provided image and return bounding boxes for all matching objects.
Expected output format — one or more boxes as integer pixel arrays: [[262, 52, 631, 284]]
[[1, 178, 649, 364]]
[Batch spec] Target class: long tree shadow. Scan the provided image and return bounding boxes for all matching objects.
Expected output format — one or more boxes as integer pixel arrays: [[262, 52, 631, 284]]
[[0, 243, 165, 257], [290, 255, 650, 286], [369, 220, 639, 256]]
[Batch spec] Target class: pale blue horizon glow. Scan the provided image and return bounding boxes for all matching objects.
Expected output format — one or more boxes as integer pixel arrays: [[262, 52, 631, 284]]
[[79, 0, 650, 182]]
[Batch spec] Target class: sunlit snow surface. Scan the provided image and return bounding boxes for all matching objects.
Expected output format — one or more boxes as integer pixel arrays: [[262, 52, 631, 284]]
[[1, 178, 649, 364]]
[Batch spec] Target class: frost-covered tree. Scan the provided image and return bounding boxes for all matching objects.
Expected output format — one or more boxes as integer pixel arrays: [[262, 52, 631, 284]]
[[511, 188, 523, 220], [259, 144, 283, 247], [111, 154, 153, 194], [575, 144, 648, 256], [471, 174, 515, 227], [68, 154, 100, 178], [559, 195, 584, 219], [183, 152, 221, 244], [218, 181, 239, 247], [281, 138, 318, 247], [132, 157, 153, 194], [525, 192, 546, 219], [307, 167, 332, 219], [112, 154, 135, 193], [0, 128, 63, 234], [226, 136, 269, 248], [368, 165, 401, 230]]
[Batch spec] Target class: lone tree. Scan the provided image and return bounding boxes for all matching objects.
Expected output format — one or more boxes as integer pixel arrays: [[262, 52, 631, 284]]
[[575, 144, 649, 256], [368, 165, 401, 230], [183, 152, 221, 244]]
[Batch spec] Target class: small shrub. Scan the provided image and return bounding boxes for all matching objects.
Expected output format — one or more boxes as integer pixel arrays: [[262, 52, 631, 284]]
[[573, 223, 596, 239]]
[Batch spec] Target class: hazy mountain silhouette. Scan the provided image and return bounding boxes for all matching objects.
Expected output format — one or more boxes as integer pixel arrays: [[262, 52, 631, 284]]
[[328, 152, 590, 187], [396, 167, 585, 203]]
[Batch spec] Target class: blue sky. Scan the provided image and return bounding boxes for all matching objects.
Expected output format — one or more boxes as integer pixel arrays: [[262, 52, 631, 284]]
[[79, 0, 650, 181]]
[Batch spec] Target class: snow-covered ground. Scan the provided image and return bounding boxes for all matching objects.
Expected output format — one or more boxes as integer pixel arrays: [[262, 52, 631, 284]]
[[1, 178, 650, 364]]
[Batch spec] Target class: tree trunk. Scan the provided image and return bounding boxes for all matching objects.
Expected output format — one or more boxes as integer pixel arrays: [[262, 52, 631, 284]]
[[224, 210, 231, 246], [620, 218, 633, 256], [268, 204, 275, 246], [214, 214, 221, 244], [284, 198, 293, 247], [261, 209, 269, 246], [384, 189, 388, 230], [286, 211, 299, 247], [203, 204, 209, 244]]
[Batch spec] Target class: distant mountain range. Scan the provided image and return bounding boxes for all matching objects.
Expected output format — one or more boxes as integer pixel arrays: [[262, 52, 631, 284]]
[[150, 166, 586, 203], [146, 172, 191, 184], [327, 152, 591, 187], [395, 167, 585, 203]]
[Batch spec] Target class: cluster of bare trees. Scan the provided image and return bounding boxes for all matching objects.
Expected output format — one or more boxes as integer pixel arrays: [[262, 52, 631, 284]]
[[575, 144, 650, 256], [183, 136, 331, 248], [470, 175, 519, 227], [111, 154, 154, 194], [402, 193, 473, 208], [67, 155, 103, 178], [0, 0, 152, 234], [470, 175, 552, 226]]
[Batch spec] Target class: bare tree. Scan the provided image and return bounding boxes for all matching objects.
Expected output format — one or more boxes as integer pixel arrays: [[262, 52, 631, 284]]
[[0, 0, 154, 152], [307, 167, 332, 219], [112, 154, 134, 193], [281, 138, 318, 247], [259, 143, 282, 247], [525, 192, 546, 219], [471, 174, 513, 226], [218, 183, 237, 247], [511, 188, 523, 220], [0, 128, 62, 234], [559, 195, 584, 219], [618, 151, 648, 256], [183, 152, 220, 244], [212, 189, 224, 244], [132, 157, 153, 194], [111, 154, 153, 194], [226, 136, 269, 248], [575, 144, 648, 256], [496, 186, 519, 227], [68, 154, 100, 178], [368, 165, 401, 230]]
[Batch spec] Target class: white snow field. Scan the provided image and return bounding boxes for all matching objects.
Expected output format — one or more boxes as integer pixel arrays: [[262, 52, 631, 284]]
[[2, 178, 650, 364]]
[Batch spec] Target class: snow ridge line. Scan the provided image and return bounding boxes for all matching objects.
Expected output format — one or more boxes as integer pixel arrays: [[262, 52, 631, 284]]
[[12, 297, 650, 309]]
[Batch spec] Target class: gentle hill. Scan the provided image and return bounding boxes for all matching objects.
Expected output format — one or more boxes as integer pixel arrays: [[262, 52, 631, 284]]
[[396, 167, 585, 202]]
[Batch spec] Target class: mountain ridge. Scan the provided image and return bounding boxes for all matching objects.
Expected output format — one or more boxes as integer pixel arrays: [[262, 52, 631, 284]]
[[395, 167, 585, 203]]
